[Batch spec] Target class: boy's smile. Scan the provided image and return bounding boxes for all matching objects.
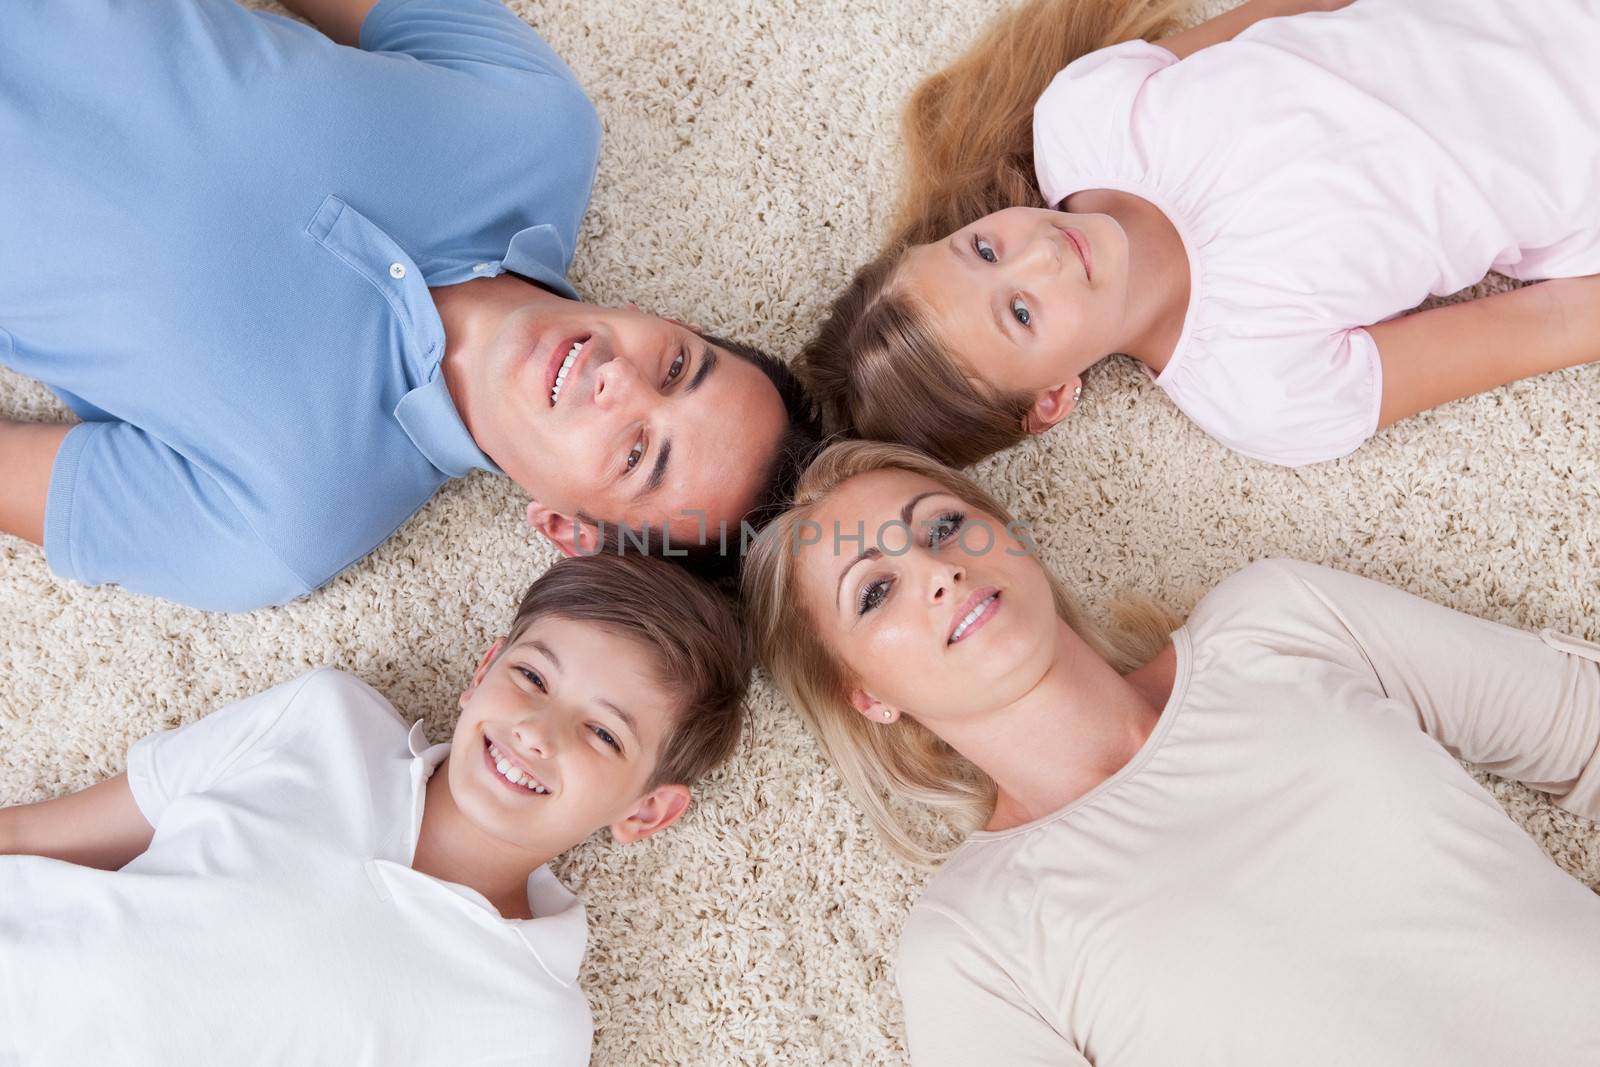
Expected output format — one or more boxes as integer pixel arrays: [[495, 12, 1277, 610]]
[[442, 616, 691, 865]]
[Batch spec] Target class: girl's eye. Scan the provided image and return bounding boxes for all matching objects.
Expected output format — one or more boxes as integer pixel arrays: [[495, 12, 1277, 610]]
[[1011, 297, 1031, 327], [517, 667, 548, 693], [625, 437, 644, 471], [665, 351, 686, 384], [928, 510, 966, 547], [858, 577, 892, 616], [591, 725, 621, 752], [973, 236, 997, 263]]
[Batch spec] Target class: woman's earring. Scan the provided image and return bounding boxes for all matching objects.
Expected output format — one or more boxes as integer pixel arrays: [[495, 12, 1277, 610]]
[[1072, 383, 1083, 404], [882, 709, 894, 722]]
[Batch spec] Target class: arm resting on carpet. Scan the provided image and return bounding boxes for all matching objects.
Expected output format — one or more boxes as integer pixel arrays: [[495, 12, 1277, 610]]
[[277, 0, 381, 46], [1269, 560, 1600, 822], [0, 420, 70, 547], [1372, 274, 1600, 429], [1158, 0, 1353, 61], [0, 774, 154, 871]]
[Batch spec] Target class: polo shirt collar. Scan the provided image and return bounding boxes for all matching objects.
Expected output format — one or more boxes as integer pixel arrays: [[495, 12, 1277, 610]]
[[403, 725, 588, 987], [394, 375, 500, 478], [501, 225, 578, 300]]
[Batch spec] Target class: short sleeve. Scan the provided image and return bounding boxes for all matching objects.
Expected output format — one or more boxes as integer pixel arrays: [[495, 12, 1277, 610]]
[[1032, 39, 1179, 209], [1155, 326, 1384, 467], [43, 421, 315, 612], [360, 0, 584, 91], [897, 905, 1087, 1067], [125, 672, 322, 827]]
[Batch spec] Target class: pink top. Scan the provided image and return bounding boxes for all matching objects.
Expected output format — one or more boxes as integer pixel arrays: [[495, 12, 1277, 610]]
[[1032, 0, 1600, 466]]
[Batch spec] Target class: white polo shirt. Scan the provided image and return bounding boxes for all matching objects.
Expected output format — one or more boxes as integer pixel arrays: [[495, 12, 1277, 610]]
[[0, 669, 593, 1067]]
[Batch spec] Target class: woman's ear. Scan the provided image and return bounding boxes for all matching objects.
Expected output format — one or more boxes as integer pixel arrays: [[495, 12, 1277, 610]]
[[460, 638, 506, 708], [526, 502, 601, 557], [1021, 377, 1082, 435], [611, 784, 692, 844], [849, 687, 902, 725]]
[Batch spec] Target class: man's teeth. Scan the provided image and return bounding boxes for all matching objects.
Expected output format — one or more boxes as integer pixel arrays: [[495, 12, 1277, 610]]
[[550, 340, 584, 405], [950, 594, 998, 643], [489, 742, 549, 794]]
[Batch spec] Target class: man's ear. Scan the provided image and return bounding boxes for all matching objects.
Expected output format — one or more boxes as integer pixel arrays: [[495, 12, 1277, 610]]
[[849, 687, 902, 725], [611, 784, 692, 844], [526, 502, 601, 557], [1021, 377, 1082, 435], [460, 638, 506, 708]]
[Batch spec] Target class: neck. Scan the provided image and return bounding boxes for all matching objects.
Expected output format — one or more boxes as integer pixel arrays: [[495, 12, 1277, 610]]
[[1069, 189, 1191, 375], [412, 758, 550, 921], [432, 273, 560, 460], [936, 619, 1166, 831]]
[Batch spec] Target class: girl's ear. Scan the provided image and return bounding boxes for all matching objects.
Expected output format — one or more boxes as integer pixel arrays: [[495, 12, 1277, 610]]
[[460, 638, 506, 708], [849, 687, 902, 725], [1022, 377, 1082, 435], [526, 502, 601, 557], [611, 784, 692, 844]]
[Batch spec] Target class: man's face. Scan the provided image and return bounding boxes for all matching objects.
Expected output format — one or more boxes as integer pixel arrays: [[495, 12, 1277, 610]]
[[470, 298, 790, 549], [447, 616, 689, 860]]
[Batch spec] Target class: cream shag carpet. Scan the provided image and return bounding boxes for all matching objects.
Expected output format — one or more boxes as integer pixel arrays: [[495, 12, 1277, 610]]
[[3, 1, 1598, 1063]]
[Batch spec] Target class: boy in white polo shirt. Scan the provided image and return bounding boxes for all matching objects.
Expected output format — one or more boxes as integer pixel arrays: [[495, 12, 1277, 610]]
[[0, 553, 749, 1066]]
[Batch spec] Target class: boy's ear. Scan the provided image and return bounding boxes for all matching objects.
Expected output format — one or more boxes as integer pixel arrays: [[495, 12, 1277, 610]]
[[526, 502, 601, 557], [849, 687, 902, 725], [610, 784, 692, 845], [460, 638, 506, 708], [1021, 377, 1082, 435]]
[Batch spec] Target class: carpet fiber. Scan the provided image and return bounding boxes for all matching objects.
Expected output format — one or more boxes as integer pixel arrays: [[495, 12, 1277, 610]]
[[2, 1, 1597, 1063]]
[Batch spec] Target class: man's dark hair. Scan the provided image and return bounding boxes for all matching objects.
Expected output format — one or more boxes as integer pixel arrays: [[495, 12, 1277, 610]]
[[580, 333, 823, 588]]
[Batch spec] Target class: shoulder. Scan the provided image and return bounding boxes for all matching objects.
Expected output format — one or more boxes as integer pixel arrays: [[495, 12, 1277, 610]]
[[1033, 40, 1180, 203], [277, 668, 413, 743], [1184, 558, 1384, 657]]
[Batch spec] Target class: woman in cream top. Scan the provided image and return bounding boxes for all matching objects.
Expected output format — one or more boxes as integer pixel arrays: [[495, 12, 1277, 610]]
[[743, 440, 1600, 1067]]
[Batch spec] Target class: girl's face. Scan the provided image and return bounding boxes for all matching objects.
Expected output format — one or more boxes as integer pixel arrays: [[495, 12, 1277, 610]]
[[795, 468, 1061, 726], [895, 206, 1130, 429]]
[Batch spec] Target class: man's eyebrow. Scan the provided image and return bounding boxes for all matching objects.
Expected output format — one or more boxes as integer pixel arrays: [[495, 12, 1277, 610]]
[[529, 639, 561, 671], [634, 439, 671, 501], [685, 345, 718, 394], [597, 700, 639, 737]]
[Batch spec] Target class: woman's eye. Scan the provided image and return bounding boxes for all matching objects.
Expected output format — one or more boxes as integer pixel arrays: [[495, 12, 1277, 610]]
[[858, 577, 892, 616], [973, 236, 997, 263], [591, 725, 621, 752], [665, 351, 686, 384], [928, 510, 966, 547], [1011, 297, 1031, 327], [625, 437, 644, 472], [517, 667, 548, 693]]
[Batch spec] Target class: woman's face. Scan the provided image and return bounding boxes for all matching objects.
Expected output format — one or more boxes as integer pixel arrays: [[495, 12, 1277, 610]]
[[895, 206, 1130, 428], [796, 467, 1061, 725]]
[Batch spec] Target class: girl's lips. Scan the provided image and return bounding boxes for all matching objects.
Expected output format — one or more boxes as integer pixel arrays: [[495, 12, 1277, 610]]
[[1057, 226, 1092, 280]]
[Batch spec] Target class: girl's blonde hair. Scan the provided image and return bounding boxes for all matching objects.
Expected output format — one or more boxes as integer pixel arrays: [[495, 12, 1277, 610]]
[[801, 0, 1193, 467], [741, 440, 1177, 865]]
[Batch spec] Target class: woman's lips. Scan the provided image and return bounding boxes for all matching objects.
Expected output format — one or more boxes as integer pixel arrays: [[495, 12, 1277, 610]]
[[948, 588, 1001, 645]]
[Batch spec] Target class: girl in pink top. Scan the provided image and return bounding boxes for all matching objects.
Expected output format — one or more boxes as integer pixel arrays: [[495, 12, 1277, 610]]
[[802, 0, 1600, 467]]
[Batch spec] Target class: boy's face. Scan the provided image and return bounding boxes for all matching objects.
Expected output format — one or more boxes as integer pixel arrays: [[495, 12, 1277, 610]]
[[446, 617, 690, 862]]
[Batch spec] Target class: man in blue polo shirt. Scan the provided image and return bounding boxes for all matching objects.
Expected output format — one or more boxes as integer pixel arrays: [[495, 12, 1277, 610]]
[[0, 0, 817, 612]]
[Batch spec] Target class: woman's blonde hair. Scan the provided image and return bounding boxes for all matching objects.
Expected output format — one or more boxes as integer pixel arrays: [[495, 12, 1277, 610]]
[[801, 0, 1193, 467], [741, 440, 1176, 865]]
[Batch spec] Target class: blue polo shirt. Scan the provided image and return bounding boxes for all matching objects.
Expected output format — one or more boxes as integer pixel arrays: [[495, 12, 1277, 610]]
[[0, 0, 599, 611]]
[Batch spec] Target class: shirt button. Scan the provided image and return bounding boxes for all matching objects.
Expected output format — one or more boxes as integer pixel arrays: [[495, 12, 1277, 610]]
[[389, 262, 407, 279], [472, 262, 491, 273]]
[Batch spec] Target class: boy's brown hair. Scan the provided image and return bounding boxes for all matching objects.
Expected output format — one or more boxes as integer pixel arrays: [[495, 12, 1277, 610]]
[[505, 553, 750, 790]]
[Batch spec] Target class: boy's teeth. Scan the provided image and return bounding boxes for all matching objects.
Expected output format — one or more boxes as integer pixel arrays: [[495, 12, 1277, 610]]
[[489, 743, 548, 793]]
